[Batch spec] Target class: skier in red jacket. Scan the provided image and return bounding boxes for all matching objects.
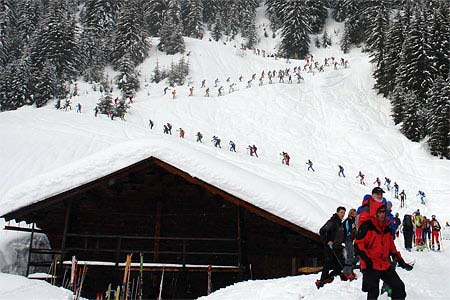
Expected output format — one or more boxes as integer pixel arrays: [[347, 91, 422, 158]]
[[355, 200, 413, 300]]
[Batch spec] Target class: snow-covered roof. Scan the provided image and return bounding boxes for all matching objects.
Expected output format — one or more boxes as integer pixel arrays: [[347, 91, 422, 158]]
[[0, 109, 323, 234]]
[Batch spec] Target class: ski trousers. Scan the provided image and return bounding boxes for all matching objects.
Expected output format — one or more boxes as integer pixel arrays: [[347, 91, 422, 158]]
[[362, 267, 406, 300], [415, 227, 423, 245], [432, 231, 440, 244], [403, 230, 413, 249], [343, 238, 356, 274], [320, 247, 344, 281]]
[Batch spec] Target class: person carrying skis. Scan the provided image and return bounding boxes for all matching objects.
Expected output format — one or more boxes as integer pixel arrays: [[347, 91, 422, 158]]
[[430, 215, 441, 251], [229, 141, 236, 152], [399, 190, 406, 208], [357, 171, 366, 185], [402, 214, 414, 251], [316, 206, 346, 289], [373, 177, 381, 187], [306, 159, 314, 172], [341, 208, 357, 281], [211, 136, 221, 148], [178, 128, 185, 139], [338, 165, 345, 177], [148, 119, 154, 129], [355, 201, 413, 300], [384, 177, 391, 191], [393, 182, 399, 199], [196, 132, 203, 143]]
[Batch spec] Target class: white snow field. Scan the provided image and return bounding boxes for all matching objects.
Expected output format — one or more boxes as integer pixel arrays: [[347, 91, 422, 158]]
[[0, 272, 81, 300], [1, 11, 450, 300]]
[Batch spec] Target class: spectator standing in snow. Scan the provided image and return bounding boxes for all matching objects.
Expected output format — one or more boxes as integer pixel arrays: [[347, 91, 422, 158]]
[[94, 106, 99, 117], [342, 208, 357, 281], [355, 202, 412, 300], [172, 89, 176, 99], [76, 103, 82, 113], [430, 215, 441, 251], [402, 214, 414, 251], [316, 206, 346, 289]]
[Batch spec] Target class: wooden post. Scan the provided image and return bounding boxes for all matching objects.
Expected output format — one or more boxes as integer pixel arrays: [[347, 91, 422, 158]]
[[25, 223, 35, 277], [237, 206, 242, 279], [153, 199, 162, 262], [291, 257, 297, 276], [59, 200, 72, 284]]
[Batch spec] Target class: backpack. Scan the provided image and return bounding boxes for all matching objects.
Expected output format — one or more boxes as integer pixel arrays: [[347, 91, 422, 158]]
[[403, 215, 413, 230], [414, 215, 423, 228]]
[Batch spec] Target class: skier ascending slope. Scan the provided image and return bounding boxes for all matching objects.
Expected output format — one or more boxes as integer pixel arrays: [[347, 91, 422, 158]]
[[357, 171, 366, 185]]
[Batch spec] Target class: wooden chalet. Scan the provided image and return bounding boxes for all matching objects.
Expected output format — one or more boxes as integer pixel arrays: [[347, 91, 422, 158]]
[[2, 157, 323, 299]]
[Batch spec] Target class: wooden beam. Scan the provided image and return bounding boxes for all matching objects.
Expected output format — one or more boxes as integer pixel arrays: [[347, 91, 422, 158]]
[[25, 223, 35, 277], [58, 200, 72, 282], [4, 225, 44, 234]]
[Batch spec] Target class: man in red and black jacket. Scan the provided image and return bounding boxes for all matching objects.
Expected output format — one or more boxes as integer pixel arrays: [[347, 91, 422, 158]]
[[355, 201, 413, 300]]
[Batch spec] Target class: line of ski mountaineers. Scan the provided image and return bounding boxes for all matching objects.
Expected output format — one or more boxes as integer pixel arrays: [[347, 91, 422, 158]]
[[164, 56, 350, 99], [56, 55, 349, 120], [316, 186, 446, 300]]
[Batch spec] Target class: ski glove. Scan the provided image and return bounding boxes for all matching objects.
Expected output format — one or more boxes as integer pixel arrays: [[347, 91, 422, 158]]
[[398, 259, 413, 271]]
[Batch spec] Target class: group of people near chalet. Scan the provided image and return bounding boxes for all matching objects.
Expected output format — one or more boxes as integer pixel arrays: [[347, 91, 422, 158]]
[[165, 55, 349, 99], [317, 187, 444, 300]]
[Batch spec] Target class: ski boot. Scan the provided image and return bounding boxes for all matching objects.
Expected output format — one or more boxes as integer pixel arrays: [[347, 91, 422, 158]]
[[340, 272, 357, 281], [315, 277, 334, 289]]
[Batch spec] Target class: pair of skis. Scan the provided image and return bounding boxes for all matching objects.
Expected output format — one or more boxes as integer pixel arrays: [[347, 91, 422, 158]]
[[119, 253, 145, 300]]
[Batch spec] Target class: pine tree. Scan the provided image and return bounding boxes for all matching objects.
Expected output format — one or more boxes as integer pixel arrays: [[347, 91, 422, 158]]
[[143, 0, 169, 36], [151, 60, 165, 83], [211, 14, 222, 41], [279, 0, 311, 59], [375, 12, 404, 97], [340, 22, 351, 53], [396, 7, 435, 102], [96, 87, 114, 115], [265, 0, 284, 31], [390, 85, 407, 125], [112, 0, 149, 67], [321, 29, 331, 48], [34, 60, 57, 108], [0, 0, 18, 67], [427, 77, 450, 158], [366, 4, 389, 67], [401, 91, 422, 142], [116, 53, 140, 98], [306, 0, 328, 33], [158, 0, 185, 54], [429, 0, 450, 79], [183, 0, 203, 37], [31, 1, 80, 82]]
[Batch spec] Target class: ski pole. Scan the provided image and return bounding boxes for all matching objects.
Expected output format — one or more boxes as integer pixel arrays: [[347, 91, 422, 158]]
[[330, 246, 344, 270]]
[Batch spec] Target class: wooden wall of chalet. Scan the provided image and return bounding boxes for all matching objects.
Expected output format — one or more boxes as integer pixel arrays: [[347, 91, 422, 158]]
[[16, 159, 322, 299]]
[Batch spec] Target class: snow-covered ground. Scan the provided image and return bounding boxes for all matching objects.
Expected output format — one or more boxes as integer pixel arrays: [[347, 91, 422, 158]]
[[0, 273, 80, 300], [1, 10, 450, 300]]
